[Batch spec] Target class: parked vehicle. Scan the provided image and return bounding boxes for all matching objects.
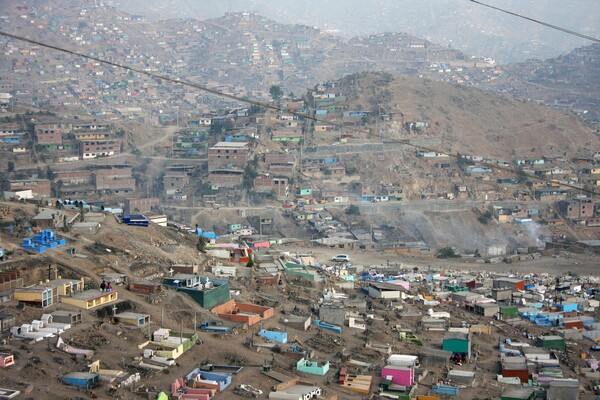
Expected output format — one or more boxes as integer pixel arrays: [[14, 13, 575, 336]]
[[331, 254, 350, 263]]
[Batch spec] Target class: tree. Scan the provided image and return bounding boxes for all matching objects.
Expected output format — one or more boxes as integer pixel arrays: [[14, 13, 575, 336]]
[[269, 85, 283, 102], [249, 105, 264, 115], [197, 236, 208, 253], [345, 205, 360, 216], [477, 210, 493, 225], [435, 247, 460, 259]]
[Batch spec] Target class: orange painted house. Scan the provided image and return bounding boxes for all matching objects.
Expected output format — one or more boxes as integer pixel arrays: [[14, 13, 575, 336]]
[[564, 319, 583, 330], [211, 299, 274, 326]]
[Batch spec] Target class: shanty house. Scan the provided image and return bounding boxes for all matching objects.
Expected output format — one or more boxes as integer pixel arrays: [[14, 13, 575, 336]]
[[472, 302, 499, 317], [381, 365, 414, 386], [163, 274, 201, 289], [296, 358, 330, 376], [442, 332, 472, 357], [493, 278, 525, 291], [47, 278, 85, 297], [502, 358, 529, 384], [51, 310, 82, 325], [536, 335, 566, 351], [211, 299, 274, 326], [367, 282, 403, 299], [113, 312, 149, 327], [500, 388, 536, 400], [60, 372, 100, 388], [13, 285, 55, 308], [546, 379, 579, 400], [0, 314, 15, 332], [61, 290, 118, 310], [178, 278, 230, 309]]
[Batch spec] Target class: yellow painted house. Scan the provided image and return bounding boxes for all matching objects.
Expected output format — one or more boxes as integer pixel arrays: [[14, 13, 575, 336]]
[[498, 214, 512, 223], [14, 285, 56, 308], [138, 328, 199, 360], [47, 278, 85, 297], [61, 290, 118, 310]]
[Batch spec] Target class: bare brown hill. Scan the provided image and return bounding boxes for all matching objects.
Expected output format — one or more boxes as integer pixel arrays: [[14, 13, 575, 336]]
[[337, 72, 599, 160]]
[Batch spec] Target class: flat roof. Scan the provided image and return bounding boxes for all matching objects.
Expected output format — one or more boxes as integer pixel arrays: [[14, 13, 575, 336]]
[[15, 285, 51, 293], [549, 379, 579, 387], [115, 312, 149, 319], [475, 302, 499, 308], [382, 365, 412, 371], [69, 289, 113, 300], [33, 209, 61, 220], [443, 332, 470, 341], [168, 274, 199, 280], [522, 347, 550, 354], [538, 335, 564, 341], [447, 370, 475, 377], [51, 310, 82, 316], [420, 349, 452, 358], [211, 141, 249, 148], [62, 372, 98, 379], [502, 359, 527, 368], [72, 222, 100, 228]]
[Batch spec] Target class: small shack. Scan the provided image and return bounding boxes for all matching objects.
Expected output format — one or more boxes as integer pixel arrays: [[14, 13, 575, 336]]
[[60, 372, 100, 388], [113, 312, 149, 327], [546, 379, 579, 400], [419, 348, 452, 368], [442, 332, 472, 358], [0, 314, 15, 332], [500, 388, 536, 400], [51, 310, 82, 325], [128, 281, 163, 295], [536, 335, 566, 352]]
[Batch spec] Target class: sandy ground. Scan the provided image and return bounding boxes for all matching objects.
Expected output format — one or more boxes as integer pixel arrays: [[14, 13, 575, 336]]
[[0, 201, 599, 399]]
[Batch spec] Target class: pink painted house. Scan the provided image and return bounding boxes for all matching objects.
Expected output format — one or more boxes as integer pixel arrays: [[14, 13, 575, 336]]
[[381, 365, 415, 386], [0, 353, 15, 368], [171, 378, 215, 400]]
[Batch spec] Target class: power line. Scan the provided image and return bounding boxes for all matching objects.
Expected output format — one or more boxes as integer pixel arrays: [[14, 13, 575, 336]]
[[468, 0, 600, 43], [0, 29, 598, 196]]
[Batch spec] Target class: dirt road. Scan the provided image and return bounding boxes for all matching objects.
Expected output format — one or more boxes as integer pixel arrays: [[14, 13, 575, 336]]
[[285, 245, 600, 277]]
